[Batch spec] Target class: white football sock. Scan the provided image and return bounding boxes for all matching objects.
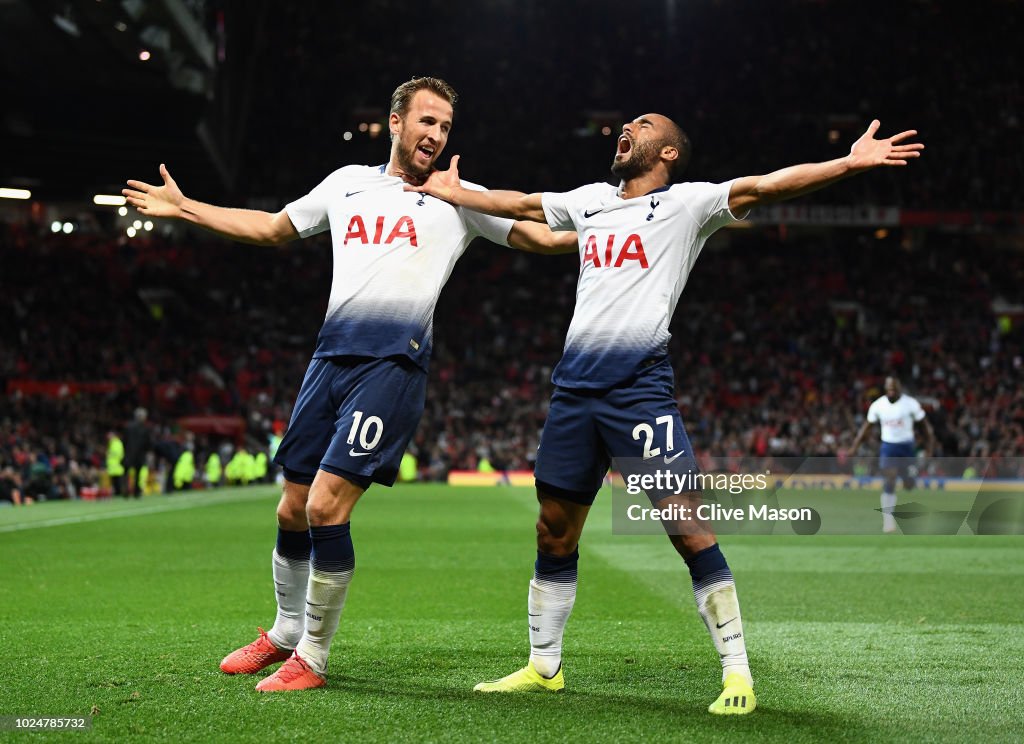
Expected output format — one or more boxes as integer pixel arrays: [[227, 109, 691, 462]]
[[881, 492, 898, 532], [693, 572, 752, 686], [266, 550, 309, 651], [528, 576, 576, 678], [294, 568, 353, 675]]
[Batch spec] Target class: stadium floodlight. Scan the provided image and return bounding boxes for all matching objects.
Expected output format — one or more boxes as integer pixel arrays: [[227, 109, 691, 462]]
[[118, 206, 129, 216], [127, 226, 137, 238], [343, 131, 353, 141], [50, 221, 62, 233], [144, 221, 154, 231], [52, 12, 80, 37], [0, 188, 31, 200], [62, 223, 73, 234], [133, 220, 143, 229], [94, 194, 127, 206], [139, 49, 152, 61]]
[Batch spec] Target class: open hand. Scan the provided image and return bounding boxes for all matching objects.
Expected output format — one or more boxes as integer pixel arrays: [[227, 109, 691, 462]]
[[848, 120, 924, 169], [123, 163, 185, 218], [404, 155, 463, 201]]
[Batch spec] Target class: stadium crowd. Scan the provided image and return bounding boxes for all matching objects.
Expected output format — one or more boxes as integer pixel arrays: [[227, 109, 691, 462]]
[[2, 214, 1023, 502]]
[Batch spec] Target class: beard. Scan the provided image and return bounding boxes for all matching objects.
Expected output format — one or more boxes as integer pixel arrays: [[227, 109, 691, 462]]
[[395, 137, 433, 181], [610, 138, 660, 180]]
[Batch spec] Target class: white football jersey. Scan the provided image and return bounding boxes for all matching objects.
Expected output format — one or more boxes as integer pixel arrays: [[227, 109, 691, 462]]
[[866, 394, 926, 444], [542, 180, 742, 388], [286, 165, 514, 369]]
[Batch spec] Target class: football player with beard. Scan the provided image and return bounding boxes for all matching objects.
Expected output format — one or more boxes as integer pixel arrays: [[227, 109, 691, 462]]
[[124, 77, 575, 692], [409, 113, 923, 714]]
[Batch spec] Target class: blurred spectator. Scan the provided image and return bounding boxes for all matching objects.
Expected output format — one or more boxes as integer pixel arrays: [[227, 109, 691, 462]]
[[205, 449, 223, 488], [123, 407, 151, 499], [0, 465, 24, 506], [106, 431, 125, 497]]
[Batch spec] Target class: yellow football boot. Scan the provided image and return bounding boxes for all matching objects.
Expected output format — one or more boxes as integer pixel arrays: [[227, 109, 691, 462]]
[[473, 660, 565, 693], [708, 672, 756, 715]]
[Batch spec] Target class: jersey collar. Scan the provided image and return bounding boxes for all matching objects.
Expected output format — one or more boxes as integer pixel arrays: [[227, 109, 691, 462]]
[[615, 184, 671, 199]]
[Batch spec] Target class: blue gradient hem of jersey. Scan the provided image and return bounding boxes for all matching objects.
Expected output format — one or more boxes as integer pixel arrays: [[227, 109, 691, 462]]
[[552, 346, 671, 390], [312, 314, 432, 371]]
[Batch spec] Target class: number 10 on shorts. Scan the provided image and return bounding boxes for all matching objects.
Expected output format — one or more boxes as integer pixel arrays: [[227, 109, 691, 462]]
[[346, 410, 384, 451], [633, 415, 675, 459]]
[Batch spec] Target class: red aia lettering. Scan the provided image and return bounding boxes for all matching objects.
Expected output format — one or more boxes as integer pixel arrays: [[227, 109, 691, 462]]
[[344, 215, 368, 244], [614, 234, 648, 268], [386, 216, 417, 246], [344, 215, 418, 247], [580, 233, 649, 268], [582, 235, 599, 267]]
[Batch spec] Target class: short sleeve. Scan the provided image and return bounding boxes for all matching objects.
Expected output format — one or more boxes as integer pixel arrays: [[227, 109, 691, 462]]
[[911, 399, 926, 421], [671, 180, 745, 236], [866, 401, 880, 423], [460, 208, 514, 247], [457, 180, 514, 246], [285, 170, 344, 238], [541, 185, 599, 232]]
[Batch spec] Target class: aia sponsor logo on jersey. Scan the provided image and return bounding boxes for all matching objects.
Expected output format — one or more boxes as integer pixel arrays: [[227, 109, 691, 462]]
[[344, 216, 418, 247], [581, 233, 649, 269]]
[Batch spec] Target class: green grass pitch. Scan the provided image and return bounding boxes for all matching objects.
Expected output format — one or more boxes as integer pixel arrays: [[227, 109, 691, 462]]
[[1, 484, 1022, 742]]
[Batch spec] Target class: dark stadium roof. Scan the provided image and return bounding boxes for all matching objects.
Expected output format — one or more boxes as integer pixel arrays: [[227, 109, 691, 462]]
[[0, 0, 210, 201], [1, 1, 1022, 210]]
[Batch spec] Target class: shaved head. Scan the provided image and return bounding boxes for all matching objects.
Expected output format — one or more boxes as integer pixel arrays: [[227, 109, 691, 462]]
[[656, 115, 691, 180]]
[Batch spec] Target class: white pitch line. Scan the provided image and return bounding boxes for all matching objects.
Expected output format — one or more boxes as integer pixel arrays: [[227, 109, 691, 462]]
[[0, 489, 275, 533]]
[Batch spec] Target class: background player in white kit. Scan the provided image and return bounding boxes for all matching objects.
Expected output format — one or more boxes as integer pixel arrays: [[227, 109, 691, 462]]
[[847, 376, 936, 533], [123, 77, 574, 692], [411, 113, 923, 714]]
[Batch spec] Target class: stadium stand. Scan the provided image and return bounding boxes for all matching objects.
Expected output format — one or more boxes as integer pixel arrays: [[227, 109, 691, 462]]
[[3, 218, 1023, 495]]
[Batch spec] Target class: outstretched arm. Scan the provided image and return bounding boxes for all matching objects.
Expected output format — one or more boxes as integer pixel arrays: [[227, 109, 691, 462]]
[[728, 120, 924, 215], [406, 155, 547, 222], [507, 221, 578, 254], [847, 420, 875, 456], [123, 164, 299, 246], [916, 417, 936, 458]]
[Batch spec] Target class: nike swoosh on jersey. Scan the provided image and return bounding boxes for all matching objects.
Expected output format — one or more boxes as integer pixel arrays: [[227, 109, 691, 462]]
[[663, 451, 685, 464], [583, 208, 603, 218], [345, 190, 365, 197], [348, 449, 372, 457]]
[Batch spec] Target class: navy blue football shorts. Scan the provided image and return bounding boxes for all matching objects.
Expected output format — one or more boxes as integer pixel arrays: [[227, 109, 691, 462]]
[[534, 358, 700, 505], [879, 440, 916, 473], [273, 355, 427, 490]]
